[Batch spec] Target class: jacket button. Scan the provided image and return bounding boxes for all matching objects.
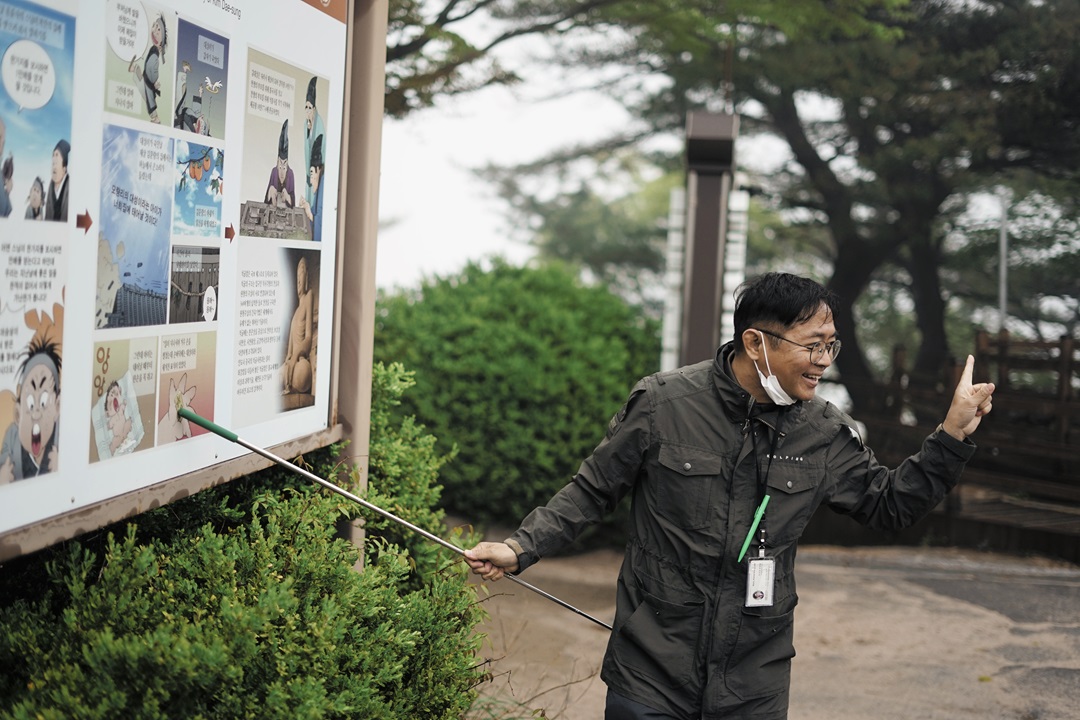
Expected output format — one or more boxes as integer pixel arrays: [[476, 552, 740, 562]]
[[786, 480, 793, 488], [683, 462, 692, 471]]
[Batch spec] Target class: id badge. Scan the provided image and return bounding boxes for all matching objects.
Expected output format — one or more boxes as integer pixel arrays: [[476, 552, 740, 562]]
[[745, 556, 776, 607]]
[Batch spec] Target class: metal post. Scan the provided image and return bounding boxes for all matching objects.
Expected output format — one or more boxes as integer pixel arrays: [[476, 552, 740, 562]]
[[998, 190, 1009, 334], [682, 112, 739, 365]]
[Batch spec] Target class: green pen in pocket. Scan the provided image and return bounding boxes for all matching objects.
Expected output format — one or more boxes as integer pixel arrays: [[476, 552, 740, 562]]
[[738, 494, 770, 562]]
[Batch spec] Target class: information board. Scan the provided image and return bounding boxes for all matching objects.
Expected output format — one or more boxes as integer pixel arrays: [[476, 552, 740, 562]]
[[0, 0, 351, 542]]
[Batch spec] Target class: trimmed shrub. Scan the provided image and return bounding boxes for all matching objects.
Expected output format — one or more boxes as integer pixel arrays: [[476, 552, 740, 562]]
[[0, 363, 484, 719], [374, 259, 661, 525]]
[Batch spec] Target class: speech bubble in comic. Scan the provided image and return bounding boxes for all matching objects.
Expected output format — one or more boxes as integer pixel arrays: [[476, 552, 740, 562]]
[[105, 0, 149, 61], [1, 38, 56, 111], [247, 61, 294, 123]]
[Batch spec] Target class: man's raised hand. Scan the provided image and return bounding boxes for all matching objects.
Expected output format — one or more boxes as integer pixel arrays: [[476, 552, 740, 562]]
[[942, 355, 995, 441]]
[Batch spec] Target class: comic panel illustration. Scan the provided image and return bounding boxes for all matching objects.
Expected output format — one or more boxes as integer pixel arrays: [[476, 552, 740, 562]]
[[97, 123, 173, 328], [0, 0, 75, 223], [103, 0, 175, 126], [0, 300, 62, 483], [156, 330, 215, 445], [89, 337, 155, 462], [168, 245, 219, 324], [233, 245, 319, 426], [1, 239, 65, 481], [172, 139, 223, 239], [239, 48, 327, 242], [171, 17, 228, 140]]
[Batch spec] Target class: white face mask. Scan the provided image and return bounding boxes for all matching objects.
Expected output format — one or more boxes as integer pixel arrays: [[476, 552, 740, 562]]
[[753, 331, 796, 406]]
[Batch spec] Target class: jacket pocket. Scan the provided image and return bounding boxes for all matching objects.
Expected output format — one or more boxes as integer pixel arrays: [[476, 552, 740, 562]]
[[724, 607, 795, 700], [653, 444, 727, 530], [612, 585, 704, 688], [762, 461, 823, 545]]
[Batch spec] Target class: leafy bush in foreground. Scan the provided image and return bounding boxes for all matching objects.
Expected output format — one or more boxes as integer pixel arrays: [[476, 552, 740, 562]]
[[0, 363, 483, 719]]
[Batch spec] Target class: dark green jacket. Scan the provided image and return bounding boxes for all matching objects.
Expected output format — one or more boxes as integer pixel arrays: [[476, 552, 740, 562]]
[[506, 343, 976, 719]]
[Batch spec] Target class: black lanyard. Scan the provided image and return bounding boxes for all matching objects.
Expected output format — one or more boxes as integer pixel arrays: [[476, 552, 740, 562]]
[[740, 408, 786, 558], [751, 409, 786, 496]]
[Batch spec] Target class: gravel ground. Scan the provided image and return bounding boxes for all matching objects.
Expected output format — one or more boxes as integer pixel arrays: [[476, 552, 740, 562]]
[[463, 540, 1080, 720]]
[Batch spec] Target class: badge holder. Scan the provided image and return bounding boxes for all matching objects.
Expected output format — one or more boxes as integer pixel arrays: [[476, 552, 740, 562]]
[[745, 528, 775, 607]]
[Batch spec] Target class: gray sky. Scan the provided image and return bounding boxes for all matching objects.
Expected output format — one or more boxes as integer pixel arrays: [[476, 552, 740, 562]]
[[376, 82, 630, 289]]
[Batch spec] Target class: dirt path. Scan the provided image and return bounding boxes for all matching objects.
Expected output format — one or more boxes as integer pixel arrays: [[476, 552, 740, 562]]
[[464, 542, 1080, 719]]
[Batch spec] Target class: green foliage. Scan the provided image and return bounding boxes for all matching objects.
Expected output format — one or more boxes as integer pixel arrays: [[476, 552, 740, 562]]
[[384, 0, 912, 118], [374, 259, 660, 525], [0, 364, 485, 719], [944, 186, 1080, 342], [481, 0, 1080, 410], [364, 361, 472, 590], [482, 154, 680, 318]]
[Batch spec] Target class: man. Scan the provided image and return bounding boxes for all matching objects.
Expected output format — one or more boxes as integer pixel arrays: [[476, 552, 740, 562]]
[[265, 119, 294, 208], [466, 272, 995, 720], [45, 139, 69, 222]]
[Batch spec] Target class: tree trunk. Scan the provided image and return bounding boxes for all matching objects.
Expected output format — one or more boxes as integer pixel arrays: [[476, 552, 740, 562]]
[[907, 239, 950, 384], [827, 241, 898, 414]]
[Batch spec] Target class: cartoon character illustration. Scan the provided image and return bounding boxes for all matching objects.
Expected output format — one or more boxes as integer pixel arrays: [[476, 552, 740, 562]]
[[45, 139, 69, 223], [302, 77, 325, 208], [104, 381, 132, 453], [298, 135, 324, 241], [174, 61, 211, 136], [265, 119, 295, 208], [91, 370, 144, 460], [25, 176, 44, 221], [129, 12, 168, 123], [0, 117, 12, 218], [0, 304, 63, 484]]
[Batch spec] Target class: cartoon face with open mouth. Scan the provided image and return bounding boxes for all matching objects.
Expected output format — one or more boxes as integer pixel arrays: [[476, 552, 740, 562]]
[[108, 384, 122, 415], [18, 361, 60, 469]]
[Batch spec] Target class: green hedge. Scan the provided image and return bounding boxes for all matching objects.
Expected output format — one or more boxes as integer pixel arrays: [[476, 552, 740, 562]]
[[0, 363, 485, 719], [374, 260, 660, 525]]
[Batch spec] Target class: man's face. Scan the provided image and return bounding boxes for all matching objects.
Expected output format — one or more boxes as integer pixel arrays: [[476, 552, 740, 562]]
[[17, 363, 59, 466], [305, 102, 314, 128], [51, 149, 65, 185], [276, 156, 288, 183], [759, 304, 837, 403], [29, 182, 42, 209], [308, 165, 319, 190]]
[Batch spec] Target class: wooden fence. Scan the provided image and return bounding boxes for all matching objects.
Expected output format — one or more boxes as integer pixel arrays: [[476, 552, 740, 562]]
[[860, 330, 1079, 504]]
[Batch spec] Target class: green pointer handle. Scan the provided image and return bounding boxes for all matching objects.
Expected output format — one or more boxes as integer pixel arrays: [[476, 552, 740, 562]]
[[179, 407, 237, 442], [738, 494, 770, 562], [175, 406, 613, 631]]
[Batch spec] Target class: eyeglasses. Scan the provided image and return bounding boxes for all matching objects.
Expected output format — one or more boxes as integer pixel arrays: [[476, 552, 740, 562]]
[[755, 328, 842, 364]]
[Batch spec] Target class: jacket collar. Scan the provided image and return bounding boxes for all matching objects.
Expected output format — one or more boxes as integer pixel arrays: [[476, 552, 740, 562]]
[[712, 341, 797, 428]]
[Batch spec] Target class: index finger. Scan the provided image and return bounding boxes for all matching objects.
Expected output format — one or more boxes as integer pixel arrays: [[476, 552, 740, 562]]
[[960, 354, 975, 386]]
